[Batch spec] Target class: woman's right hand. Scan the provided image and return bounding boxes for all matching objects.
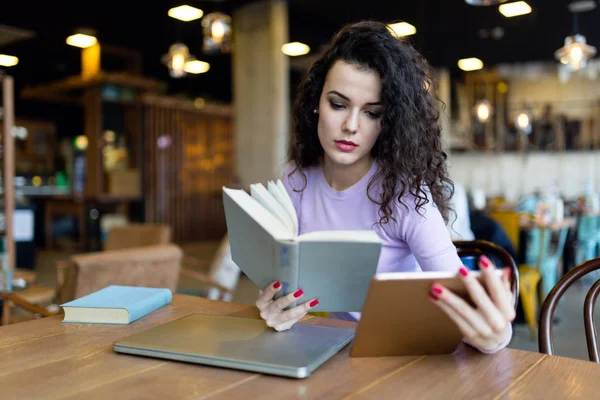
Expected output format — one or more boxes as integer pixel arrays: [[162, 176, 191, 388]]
[[256, 281, 319, 331]]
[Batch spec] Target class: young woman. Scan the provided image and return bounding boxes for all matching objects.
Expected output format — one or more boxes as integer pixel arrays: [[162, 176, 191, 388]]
[[255, 21, 515, 353]]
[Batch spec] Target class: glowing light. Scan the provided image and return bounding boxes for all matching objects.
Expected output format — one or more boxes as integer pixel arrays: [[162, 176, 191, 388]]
[[66, 33, 97, 48], [388, 22, 417, 37], [0, 54, 19, 67], [281, 42, 310, 56], [458, 58, 484, 71], [499, 1, 532, 17], [168, 5, 203, 22]]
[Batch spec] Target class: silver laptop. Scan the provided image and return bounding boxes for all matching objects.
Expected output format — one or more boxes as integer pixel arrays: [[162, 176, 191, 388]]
[[113, 313, 355, 379]]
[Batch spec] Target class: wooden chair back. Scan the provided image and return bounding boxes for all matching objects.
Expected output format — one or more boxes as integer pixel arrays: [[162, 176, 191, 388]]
[[539, 257, 600, 362]]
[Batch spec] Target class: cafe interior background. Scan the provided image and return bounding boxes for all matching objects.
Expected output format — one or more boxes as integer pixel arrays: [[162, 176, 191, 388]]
[[1, 0, 600, 360]]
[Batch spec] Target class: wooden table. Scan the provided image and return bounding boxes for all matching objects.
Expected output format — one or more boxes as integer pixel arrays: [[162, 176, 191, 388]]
[[1, 294, 599, 399]]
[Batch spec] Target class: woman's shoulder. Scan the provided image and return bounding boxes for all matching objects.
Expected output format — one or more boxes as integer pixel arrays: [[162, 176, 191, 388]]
[[281, 161, 321, 191]]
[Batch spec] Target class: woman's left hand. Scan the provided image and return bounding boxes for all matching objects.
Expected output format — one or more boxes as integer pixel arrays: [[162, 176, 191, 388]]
[[429, 255, 515, 352]]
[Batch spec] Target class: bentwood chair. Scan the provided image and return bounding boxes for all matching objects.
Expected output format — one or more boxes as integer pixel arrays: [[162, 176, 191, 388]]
[[539, 257, 600, 363]]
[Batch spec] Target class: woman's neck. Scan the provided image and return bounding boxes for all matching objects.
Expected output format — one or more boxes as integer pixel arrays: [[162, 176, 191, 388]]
[[322, 156, 374, 191]]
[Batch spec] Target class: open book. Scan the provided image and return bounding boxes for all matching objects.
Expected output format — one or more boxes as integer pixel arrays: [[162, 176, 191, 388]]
[[222, 180, 382, 312]]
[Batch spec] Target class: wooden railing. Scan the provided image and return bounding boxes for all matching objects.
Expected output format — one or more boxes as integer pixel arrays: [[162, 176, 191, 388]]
[[141, 95, 234, 242]]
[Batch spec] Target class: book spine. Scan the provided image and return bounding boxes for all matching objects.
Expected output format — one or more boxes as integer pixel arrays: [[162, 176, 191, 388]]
[[274, 241, 299, 306], [127, 289, 173, 323]]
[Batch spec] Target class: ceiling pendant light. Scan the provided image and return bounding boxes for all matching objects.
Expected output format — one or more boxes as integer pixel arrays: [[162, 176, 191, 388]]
[[555, 34, 597, 71], [458, 57, 484, 71], [465, 0, 508, 5], [202, 12, 232, 55], [161, 43, 194, 78], [168, 5, 204, 22], [66, 28, 98, 49], [554, 1, 597, 72]]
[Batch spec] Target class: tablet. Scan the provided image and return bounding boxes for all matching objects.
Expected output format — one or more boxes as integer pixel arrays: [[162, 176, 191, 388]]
[[350, 270, 501, 357]]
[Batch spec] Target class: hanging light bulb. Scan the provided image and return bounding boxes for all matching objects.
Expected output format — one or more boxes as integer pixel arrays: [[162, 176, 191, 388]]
[[474, 100, 493, 123], [554, 34, 597, 71], [202, 12, 232, 54], [516, 109, 532, 135], [161, 43, 194, 78]]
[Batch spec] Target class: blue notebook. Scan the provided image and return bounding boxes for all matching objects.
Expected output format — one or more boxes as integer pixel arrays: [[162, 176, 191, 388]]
[[60, 285, 173, 324]]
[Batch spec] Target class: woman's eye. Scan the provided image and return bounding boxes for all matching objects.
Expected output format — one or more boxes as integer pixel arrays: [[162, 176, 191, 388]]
[[366, 111, 382, 119], [329, 101, 345, 110]]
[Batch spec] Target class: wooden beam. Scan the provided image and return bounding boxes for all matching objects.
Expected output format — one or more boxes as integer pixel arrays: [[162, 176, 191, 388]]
[[82, 43, 101, 80], [19, 88, 81, 104], [21, 72, 166, 103], [83, 87, 102, 198], [2, 76, 15, 272], [100, 72, 166, 91]]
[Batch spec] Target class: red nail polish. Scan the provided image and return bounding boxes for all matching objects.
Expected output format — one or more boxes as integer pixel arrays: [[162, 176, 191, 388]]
[[459, 267, 469, 277], [273, 281, 281, 289], [429, 293, 439, 301], [432, 284, 443, 294], [293, 289, 304, 298], [309, 299, 319, 307], [480, 256, 490, 268]]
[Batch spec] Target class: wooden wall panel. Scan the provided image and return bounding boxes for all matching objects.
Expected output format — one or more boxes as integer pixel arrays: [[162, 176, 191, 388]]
[[142, 95, 233, 243]]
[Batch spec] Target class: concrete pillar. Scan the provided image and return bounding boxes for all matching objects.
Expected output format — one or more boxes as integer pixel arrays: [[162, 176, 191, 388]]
[[232, 0, 290, 186]]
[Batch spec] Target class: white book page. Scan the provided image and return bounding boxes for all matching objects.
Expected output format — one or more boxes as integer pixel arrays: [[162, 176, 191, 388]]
[[297, 230, 381, 243], [223, 187, 294, 240], [268, 180, 298, 237], [250, 184, 295, 235]]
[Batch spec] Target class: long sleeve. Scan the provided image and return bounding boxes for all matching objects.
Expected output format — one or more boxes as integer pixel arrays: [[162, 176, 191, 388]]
[[398, 195, 463, 273]]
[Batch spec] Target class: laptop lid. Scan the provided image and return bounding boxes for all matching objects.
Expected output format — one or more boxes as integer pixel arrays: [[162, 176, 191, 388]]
[[113, 313, 355, 379]]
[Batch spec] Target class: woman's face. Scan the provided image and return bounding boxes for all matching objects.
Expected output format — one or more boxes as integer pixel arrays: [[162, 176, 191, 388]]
[[317, 60, 383, 169]]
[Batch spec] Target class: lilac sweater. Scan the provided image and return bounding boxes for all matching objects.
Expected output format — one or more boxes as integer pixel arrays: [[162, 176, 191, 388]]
[[282, 161, 511, 353]]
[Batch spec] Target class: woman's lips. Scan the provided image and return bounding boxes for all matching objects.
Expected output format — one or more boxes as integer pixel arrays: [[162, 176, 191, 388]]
[[334, 140, 358, 152]]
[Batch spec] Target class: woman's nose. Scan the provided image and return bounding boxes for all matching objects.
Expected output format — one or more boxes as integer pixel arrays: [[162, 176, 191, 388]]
[[343, 111, 359, 133]]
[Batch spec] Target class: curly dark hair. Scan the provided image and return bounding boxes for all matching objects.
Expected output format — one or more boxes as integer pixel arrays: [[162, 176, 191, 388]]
[[289, 20, 454, 225]]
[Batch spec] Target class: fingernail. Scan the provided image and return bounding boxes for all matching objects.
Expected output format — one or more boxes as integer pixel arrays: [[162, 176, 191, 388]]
[[432, 284, 443, 294], [459, 267, 469, 277], [309, 299, 319, 307], [429, 293, 439, 301], [480, 256, 490, 268], [293, 289, 304, 298], [273, 281, 281, 289]]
